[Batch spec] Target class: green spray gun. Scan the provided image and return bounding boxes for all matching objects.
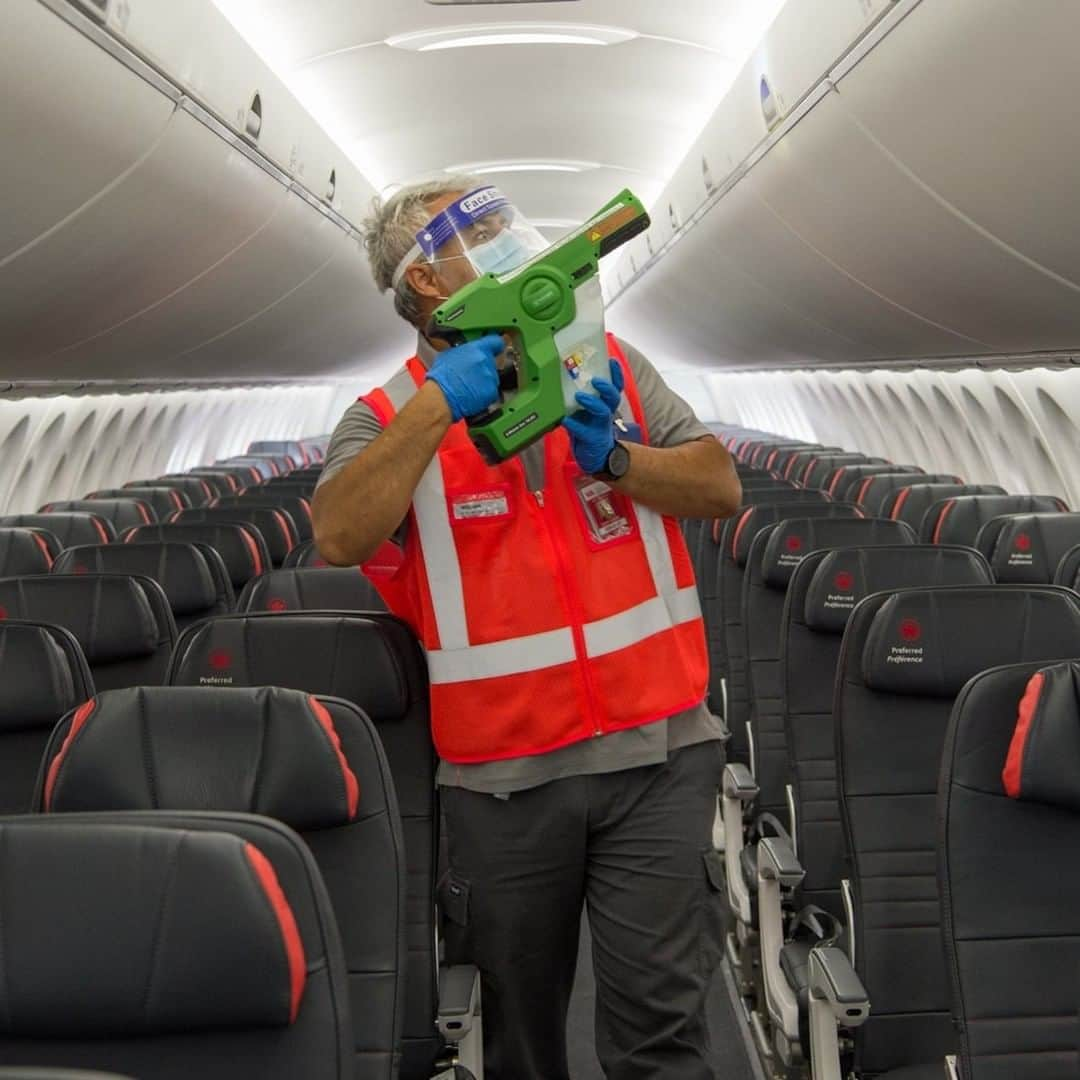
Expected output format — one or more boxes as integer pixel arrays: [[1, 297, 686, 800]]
[[426, 189, 650, 464]]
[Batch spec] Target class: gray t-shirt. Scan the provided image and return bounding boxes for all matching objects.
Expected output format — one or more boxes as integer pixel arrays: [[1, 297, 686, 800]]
[[318, 334, 724, 793]]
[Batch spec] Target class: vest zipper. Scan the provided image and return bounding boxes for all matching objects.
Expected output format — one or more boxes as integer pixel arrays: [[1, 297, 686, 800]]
[[531, 485, 605, 738]]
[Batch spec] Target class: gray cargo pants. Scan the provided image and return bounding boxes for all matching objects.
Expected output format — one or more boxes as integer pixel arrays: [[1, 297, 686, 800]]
[[439, 740, 726, 1079]]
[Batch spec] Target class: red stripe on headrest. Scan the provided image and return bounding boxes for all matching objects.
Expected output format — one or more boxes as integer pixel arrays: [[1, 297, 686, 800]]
[[271, 510, 294, 551], [237, 527, 264, 578], [890, 487, 912, 521], [827, 468, 846, 497], [932, 499, 956, 544], [306, 697, 360, 819], [730, 507, 755, 560], [856, 477, 874, 506], [137, 502, 153, 524], [243, 844, 306, 1024], [1002, 671, 1045, 798], [44, 698, 97, 810], [30, 532, 53, 569]]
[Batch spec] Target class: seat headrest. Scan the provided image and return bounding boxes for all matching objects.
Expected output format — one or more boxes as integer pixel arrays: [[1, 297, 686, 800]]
[[123, 524, 266, 588], [927, 494, 1068, 544], [45, 685, 359, 828], [241, 567, 384, 613], [1002, 661, 1080, 808], [0, 821, 304, 1035], [0, 575, 161, 664], [53, 543, 218, 616], [41, 499, 154, 527], [0, 528, 54, 574], [759, 517, 913, 588], [0, 622, 84, 732], [989, 513, 1080, 583], [861, 587, 1080, 696], [729, 502, 861, 567], [804, 546, 992, 632], [171, 614, 415, 722], [0, 513, 114, 545]]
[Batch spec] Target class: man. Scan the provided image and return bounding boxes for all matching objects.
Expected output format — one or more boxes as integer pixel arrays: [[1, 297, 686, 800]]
[[313, 175, 741, 1079]]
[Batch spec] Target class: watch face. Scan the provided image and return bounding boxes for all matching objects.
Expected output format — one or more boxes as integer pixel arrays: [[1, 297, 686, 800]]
[[609, 442, 630, 479]]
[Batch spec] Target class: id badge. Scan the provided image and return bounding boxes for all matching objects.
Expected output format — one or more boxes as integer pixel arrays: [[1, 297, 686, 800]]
[[574, 475, 634, 544]]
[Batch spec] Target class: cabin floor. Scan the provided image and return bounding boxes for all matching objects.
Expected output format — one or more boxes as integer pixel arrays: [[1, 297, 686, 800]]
[[568, 915, 759, 1079]]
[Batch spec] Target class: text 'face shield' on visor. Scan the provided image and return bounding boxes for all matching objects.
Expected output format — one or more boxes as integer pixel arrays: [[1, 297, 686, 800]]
[[391, 186, 551, 288]]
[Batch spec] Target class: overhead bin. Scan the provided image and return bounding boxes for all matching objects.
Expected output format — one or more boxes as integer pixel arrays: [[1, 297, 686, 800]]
[[0, 1, 409, 380], [610, 0, 1080, 369]]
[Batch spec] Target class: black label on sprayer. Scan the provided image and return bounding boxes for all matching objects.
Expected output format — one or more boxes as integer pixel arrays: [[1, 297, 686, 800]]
[[503, 412, 539, 439]]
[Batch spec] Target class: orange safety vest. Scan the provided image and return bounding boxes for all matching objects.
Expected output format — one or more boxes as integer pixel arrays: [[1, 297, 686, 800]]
[[359, 334, 708, 764]]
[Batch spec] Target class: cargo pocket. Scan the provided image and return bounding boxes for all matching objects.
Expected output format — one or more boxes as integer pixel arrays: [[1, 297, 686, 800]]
[[438, 870, 472, 966], [700, 849, 727, 978]]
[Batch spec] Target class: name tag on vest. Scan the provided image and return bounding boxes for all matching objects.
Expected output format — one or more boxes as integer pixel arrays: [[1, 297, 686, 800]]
[[451, 490, 511, 521]]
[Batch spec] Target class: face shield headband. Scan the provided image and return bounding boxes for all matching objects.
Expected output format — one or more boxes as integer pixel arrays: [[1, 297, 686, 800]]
[[390, 185, 548, 289]]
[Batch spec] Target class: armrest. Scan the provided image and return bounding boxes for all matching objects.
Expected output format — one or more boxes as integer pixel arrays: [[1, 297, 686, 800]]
[[438, 963, 481, 1042], [722, 762, 759, 802], [756, 839, 806, 1046], [809, 947, 870, 1015], [758, 835, 804, 888], [721, 765, 757, 925], [945, 1055, 960, 1079], [807, 948, 870, 1080]]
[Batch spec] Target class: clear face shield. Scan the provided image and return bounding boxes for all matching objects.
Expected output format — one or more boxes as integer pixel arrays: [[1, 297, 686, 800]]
[[391, 186, 551, 295]]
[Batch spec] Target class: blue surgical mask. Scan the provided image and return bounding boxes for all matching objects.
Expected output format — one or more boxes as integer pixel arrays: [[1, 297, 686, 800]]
[[469, 229, 532, 276]]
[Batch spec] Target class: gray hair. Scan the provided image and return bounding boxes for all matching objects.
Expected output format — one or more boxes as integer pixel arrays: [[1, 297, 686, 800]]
[[362, 173, 483, 326]]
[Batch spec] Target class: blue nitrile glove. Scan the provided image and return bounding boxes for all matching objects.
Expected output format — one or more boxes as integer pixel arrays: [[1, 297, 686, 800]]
[[563, 358, 625, 473], [425, 334, 505, 422]]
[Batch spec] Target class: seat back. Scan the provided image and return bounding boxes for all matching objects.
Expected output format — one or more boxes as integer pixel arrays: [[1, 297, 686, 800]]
[[801, 454, 882, 491], [882, 482, 1006, 531], [855, 472, 962, 514], [122, 523, 269, 592], [827, 463, 923, 501], [782, 546, 991, 920], [700, 491, 829, 716], [126, 475, 214, 507], [0, 1070, 137, 1078], [836, 585, 1080, 1075], [166, 612, 440, 1077], [41, 499, 154, 531], [283, 540, 331, 569], [216, 495, 313, 543], [248, 440, 308, 467], [179, 469, 246, 495], [941, 659, 1080, 1080], [41, 685, 405, 1080], [0, 529, 54, 575], [0, 620, 93, 815], [742, 518, 915, 825], [52, 543, 233, 630], [0, 574, 175, 691], [782, 448, 843, 481], [171, 507, 296, 567], [0, 814, 349, 1079], [0, 513, 113, 548], [88, 487, 189, 518], [217, 456, 280, 480], [922, 493, 1068, 544], [239, 568, 385, 613], [718, 501, 861, 767], [976, 512, 1080, 583]]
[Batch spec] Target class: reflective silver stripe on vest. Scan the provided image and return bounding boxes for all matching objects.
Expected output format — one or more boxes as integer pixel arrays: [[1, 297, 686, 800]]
[[381, 368, 472, 651], [583, 586, 701, 658], [426, 627, 577, 684]]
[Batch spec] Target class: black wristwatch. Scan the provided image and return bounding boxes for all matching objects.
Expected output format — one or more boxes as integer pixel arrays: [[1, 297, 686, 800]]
[[594, 441, 631, 483]]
